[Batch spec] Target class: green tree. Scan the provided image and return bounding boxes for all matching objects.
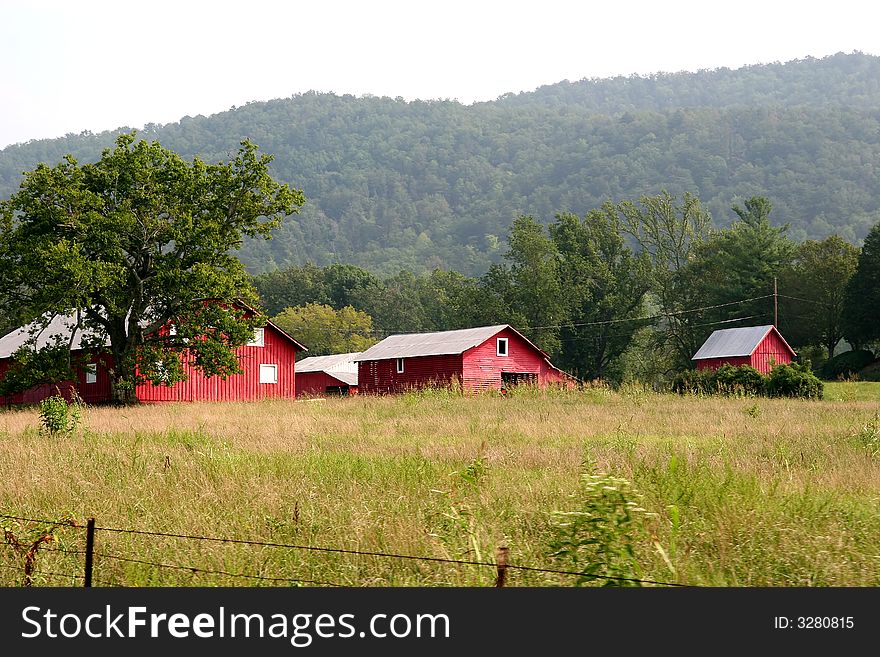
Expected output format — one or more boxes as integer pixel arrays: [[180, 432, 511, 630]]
[[0, 133, 303, 404], [842, 222, 880, 349], [779, 235, 859, 357], [253, 264, 331, 316], [550, 206, 653, 381], [272, 304, 377, 356], [683, 196, 795, 335], [501, 215, 564, 355], [618, 191, 713, 366]]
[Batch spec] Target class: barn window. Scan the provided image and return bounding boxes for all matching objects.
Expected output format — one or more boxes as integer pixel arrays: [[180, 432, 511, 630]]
[[497, 338, 508, 357], [396, 358, 405, 373], [85, 363, 97, 384], [248, 328, 265, 347], [259, 364, 277, 384]]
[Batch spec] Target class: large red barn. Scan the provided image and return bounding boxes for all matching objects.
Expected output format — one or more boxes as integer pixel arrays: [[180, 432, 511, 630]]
[[0, 308, 306, 405], [692, 324, 795, 375], [354, 324, 574, 394]]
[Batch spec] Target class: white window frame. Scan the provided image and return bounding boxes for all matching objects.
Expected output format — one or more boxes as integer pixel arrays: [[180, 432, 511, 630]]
[[259, 363, 278, 384], [248, 328, 265, 347], [85, 363, 97, 384], [497, 337, 509, 357], [396, 358, 405, 374]]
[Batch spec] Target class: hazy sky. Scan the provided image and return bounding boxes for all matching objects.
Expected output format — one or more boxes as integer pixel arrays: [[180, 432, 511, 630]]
[[1, 0, 878, 148]]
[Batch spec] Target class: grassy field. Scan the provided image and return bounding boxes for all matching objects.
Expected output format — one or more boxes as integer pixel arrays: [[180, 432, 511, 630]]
[[1, 383, 879, 587]]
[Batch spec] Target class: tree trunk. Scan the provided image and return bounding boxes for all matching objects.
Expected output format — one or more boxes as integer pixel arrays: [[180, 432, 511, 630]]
[[108, 351, 139, 405]]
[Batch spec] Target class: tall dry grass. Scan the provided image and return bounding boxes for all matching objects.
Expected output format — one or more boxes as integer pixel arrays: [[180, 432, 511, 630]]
[[1, 384, 878, 586]]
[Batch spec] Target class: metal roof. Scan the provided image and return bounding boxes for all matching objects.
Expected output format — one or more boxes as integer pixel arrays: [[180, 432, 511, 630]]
[[354, 325, 511, 361], [692, 325, 778, 360], [329, 371, 358, 386], [295, 352, 361, 374], [0, 313, 109, 359]]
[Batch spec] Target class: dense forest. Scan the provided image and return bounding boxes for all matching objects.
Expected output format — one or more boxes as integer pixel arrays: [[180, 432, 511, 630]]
[[2, 52, 880, 277]]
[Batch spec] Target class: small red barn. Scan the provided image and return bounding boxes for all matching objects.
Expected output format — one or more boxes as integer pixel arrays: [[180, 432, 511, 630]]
[[0, 308, 306, 405], [295, 352, 360, 397], [692, 324, 795, 375], [354, 324, 573, 394]]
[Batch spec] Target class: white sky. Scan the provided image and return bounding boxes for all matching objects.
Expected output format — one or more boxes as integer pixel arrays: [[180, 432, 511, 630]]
[[1, 0, 878, 149]]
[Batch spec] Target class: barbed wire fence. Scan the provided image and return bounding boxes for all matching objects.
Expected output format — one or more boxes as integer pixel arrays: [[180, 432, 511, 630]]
[[0, 512, 688, 589]]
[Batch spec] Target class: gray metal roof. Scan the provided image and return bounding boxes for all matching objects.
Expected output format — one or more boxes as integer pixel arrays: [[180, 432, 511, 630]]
[[296, 352, 361, 374], [354, 325, 510, 361], [692, 325, 777, 360], [0, 313, 109, 359], [330, 371, 358, 386]]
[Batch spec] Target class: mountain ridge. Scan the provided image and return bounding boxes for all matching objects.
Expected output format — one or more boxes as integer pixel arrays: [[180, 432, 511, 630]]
[[2, 51, 879, 276]]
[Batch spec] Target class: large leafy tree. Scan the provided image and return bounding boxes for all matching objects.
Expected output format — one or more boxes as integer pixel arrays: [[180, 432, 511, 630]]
[[779, 236, 859, 357], [682, 196, 795, 333], [0, 133, 304, 404], [842, 222, 880, 350], [618, 191, 713, 366], [550, 206, 653, 381]]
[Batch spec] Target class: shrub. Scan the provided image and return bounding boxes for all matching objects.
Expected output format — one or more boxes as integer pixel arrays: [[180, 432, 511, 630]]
[[857, 360, 880, 382], [766, 362, 824, 399], [672, 365, 765, 396], [713, 364, 766, 396], [820, 349, 875, 381], [670, 368, 716, 395], [38, 395, 82, 435]]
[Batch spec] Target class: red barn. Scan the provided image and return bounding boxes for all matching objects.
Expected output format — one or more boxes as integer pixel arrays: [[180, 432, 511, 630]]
[[354, 324, 574, 394], [692, 324, 795, 375], [0, 308, 306, 405], [295, 352, 360, 397]]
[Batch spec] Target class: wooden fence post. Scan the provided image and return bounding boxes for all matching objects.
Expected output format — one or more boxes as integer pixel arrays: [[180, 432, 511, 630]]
[[84, 518, 95, 588], [494, 546, 509, 587]]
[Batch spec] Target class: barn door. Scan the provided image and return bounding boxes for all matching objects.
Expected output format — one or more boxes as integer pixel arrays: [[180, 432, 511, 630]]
[[501, 372, 538, 387]]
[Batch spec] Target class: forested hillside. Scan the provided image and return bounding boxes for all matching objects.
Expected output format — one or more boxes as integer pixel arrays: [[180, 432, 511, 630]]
[[2, 52, 879, 276]]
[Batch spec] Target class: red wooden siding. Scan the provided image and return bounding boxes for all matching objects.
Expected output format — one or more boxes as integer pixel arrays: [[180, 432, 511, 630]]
[[462, 328, 569, 391], [747, 328, 793, 374], [137, 324, 298, 401], [296, 371, 357, 397], [358, 354, 463, 395], [696, 356, 750, 372]]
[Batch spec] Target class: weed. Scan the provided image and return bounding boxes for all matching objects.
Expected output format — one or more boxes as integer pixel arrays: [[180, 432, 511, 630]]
[[38, 395, 82, 436], [548, 469, 661, 586], [853, 413, 880, 457]]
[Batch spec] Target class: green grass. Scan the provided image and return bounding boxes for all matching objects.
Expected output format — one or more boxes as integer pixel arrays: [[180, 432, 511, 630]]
[[824, 381, 880, 402], [1, 385, 879, 587]]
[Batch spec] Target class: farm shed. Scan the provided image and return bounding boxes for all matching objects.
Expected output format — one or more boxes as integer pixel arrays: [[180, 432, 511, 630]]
[[295, 352, 360, 397], [354, 324, 574, 394], [0, 305, 306, 405], [692, 324, 795, 375]]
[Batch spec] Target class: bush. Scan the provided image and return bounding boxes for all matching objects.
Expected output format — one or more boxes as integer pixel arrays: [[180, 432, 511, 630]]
[[820, 349, 875, 380], [856, 360, 880, 382], [673, 362, 822, 399], [670, 368, 717, 395], [713, 364, 766, 396], [766, 362, 824, 399], [672, 364, 764, 396], [38, 395, 82, 435]]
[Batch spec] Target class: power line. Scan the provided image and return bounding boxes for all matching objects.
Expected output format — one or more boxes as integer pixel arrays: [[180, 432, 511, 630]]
[[366, 294, 776, 338]]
